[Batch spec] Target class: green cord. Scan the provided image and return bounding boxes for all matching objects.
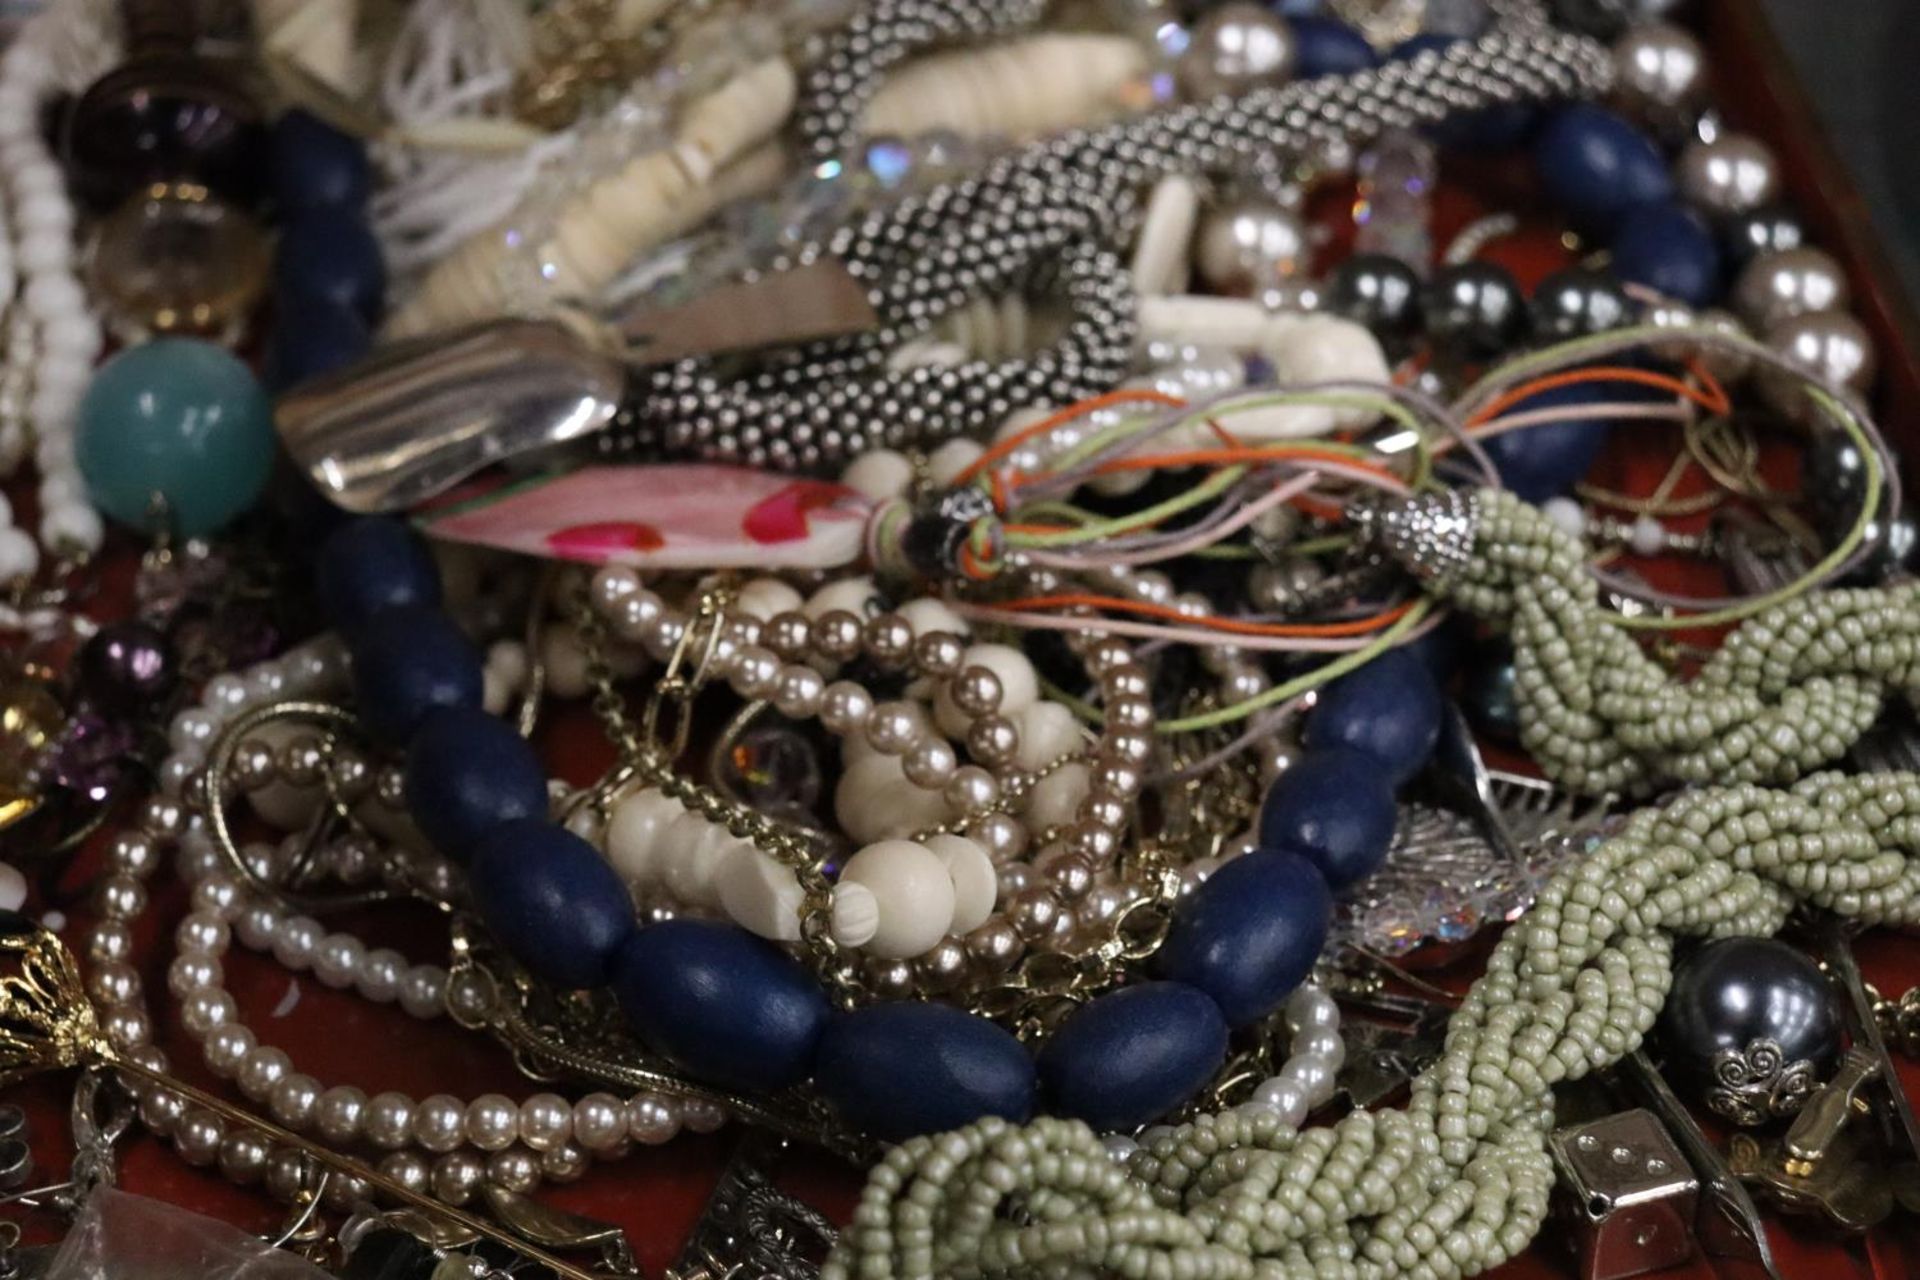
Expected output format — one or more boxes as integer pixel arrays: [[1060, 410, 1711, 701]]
[[1158, 600, 1432, 733]]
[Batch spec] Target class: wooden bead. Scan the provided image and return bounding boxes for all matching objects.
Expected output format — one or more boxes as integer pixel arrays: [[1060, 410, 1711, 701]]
[[840, 840, 957, 959]]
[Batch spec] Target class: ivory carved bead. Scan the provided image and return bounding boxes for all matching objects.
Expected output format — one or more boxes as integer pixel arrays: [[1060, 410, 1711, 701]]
[[713, 845, 804, 942], [1025, 762, 1092, 833], [934, 643, 1039, 736], [803, 575, 881, 621], [840, 839, 957, 959], [733, 577, 803, 622], [1013, 701, 1086, 771], [835, 753, 950, 843], [924, 833, 997, 934], [830, 881, 880, 948], [603, 787, 682, 886]]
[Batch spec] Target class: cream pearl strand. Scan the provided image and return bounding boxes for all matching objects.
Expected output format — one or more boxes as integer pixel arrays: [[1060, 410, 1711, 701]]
[[0, 0, 114, 576], [88, 641, 723, 1210]]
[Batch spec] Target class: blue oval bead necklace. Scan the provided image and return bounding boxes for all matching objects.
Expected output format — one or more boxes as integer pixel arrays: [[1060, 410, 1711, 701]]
[[310, 513, 1358, 1143]]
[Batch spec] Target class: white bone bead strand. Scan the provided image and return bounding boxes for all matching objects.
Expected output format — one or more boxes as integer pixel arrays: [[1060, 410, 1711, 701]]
[[713, 845, 804, 942], [839, 840, 956, 959], [604, 787, 684, 885], [923, 834, 997, 934], [862, 34, 1146, 142], [386, 59, 796, 337]]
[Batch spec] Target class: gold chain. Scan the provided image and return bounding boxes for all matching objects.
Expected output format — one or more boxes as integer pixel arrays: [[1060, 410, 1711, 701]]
[[572, 587, 871, 1008]]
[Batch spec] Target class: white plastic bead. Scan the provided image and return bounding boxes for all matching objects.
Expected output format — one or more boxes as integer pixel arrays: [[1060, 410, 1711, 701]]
[[803, 575, 881, 621], [0, 527, 39, 581], [926, 439, 984, 486], [1629, 514, 1666, 556], [840, 450, 913, 501], [839, 839, 956, 959], [1013, 701, 1086, 771], [923, 834, 996, 934], [733, 577, 804, 622], [1023, 762, 1091, 832], [39, 502, 103, 555], [604, 788, 684, 885], [1541, 497, 1586, 539], [834, 752, 950, 844], [896, 596, 969, 642], [655, 810, 737, 908], [713, 846, 804, 942]]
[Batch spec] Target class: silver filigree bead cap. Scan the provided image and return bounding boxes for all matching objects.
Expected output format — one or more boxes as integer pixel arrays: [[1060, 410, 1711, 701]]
[[1350, 489, 1480, 592]]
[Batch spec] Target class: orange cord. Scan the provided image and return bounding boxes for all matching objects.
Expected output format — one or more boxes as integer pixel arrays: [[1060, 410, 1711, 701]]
[[986, 593, 1418, 638], [1469, 362, 1732, 429]]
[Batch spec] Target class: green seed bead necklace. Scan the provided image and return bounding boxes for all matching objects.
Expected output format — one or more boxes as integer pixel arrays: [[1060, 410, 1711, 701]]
[[1361, 486, 1920, 797], [828, 769, 1920, 1280]]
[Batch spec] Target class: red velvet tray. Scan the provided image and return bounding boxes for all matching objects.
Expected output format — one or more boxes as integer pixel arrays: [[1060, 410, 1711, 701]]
[[10, 2, 1920, 1276]]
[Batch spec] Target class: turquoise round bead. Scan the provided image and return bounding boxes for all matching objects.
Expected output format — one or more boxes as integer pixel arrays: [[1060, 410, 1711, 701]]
[[75, 338, 276, 537]]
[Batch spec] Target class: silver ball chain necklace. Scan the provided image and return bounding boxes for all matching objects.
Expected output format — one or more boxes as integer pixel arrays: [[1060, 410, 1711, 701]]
[[596, 0, 1611, 471]]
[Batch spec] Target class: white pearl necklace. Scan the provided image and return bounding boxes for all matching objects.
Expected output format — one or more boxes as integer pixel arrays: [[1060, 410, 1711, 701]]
[[86, 638, 724, 1211], [0, 0, 112, 578]]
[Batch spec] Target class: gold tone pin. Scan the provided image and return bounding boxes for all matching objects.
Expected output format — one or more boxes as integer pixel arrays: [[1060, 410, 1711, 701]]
[[1728, 1049, 1890, 1231]]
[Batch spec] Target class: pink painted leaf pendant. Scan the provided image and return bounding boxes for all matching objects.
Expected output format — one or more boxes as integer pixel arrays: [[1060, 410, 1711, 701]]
[[419, 465, 874, 570]]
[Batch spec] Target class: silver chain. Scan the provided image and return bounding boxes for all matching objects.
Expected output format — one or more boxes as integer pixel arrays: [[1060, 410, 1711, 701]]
[[602, 2, 1610, 472]]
